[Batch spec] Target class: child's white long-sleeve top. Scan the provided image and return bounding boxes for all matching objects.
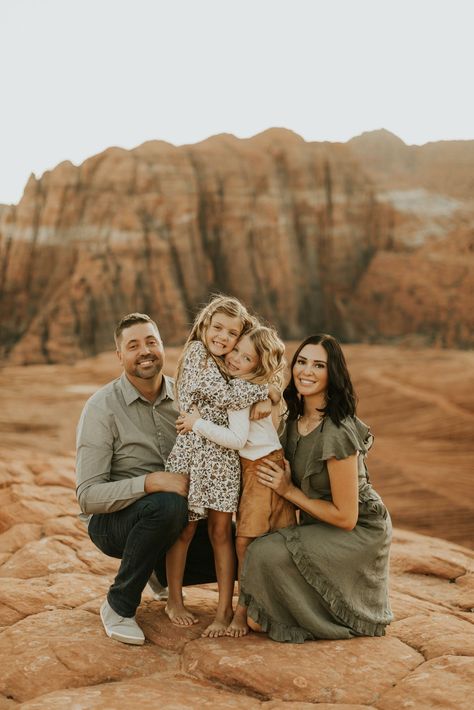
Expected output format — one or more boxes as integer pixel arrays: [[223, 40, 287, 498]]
[[192, 408, 281, 461]]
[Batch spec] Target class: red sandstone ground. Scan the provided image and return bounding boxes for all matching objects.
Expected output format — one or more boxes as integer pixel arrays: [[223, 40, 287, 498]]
[[1, 343, 472, 547], [0, 343, 473, 708]]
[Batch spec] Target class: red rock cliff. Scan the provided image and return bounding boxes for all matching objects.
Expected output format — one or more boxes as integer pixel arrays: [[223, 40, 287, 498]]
[[0, 129, 393, 363], [0, 128, 472, 363]]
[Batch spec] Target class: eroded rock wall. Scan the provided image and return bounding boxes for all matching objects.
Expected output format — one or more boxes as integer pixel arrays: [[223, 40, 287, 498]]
[[0, 130, 392, 363]]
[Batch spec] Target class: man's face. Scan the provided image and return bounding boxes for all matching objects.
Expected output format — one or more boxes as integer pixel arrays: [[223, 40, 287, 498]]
[[117, 322, 164, 380]]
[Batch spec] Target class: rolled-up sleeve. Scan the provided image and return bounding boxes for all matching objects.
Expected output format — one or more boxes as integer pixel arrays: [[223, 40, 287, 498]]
[[76, 401, 147, 514]]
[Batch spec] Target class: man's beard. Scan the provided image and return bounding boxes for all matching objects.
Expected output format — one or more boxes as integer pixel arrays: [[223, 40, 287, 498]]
[[132, 356, 163, 379]]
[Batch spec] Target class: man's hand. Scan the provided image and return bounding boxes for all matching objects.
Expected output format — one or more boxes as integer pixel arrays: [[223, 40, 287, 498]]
[[144, 471, 189, 497]]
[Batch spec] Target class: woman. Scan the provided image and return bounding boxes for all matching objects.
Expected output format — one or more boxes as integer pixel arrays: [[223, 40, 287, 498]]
[[239, 334, 393, 643]]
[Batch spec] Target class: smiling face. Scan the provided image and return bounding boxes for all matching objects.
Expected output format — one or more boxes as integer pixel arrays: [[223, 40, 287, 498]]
[[117, 322, 164, 380], [204, 312, 243, 357], [292, 343, 329, 398], [224, 334, 260, 377]]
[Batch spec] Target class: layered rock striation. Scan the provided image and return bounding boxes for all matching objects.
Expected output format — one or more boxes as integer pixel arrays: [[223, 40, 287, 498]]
[[1, 128, 473, 364], [0, 129, 393, 363]]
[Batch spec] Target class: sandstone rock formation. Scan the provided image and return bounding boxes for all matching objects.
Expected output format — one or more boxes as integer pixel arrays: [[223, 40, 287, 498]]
[[2, 127, 472, 364], [0, 347, 473, 707], [0, 129, 394, 364], [0, 445, 473, 708], [1, 343, 473, 549], [346, 129, 474, 349]]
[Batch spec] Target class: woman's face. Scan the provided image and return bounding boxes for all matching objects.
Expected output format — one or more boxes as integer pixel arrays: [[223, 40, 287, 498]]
[[225, 334, 259, 377], [292, 343, 329, 397], [205, 313, 242, 357]]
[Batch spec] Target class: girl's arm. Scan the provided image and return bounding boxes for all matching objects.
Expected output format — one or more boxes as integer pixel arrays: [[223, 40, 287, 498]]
[[185, 407, 250, 450], [186, 343, 268, 409], [255, 455, 359, 531]]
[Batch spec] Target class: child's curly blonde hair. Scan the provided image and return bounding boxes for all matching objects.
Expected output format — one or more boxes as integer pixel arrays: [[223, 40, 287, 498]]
[[176, 294, 256, 385], [238, 325, 286, 390]]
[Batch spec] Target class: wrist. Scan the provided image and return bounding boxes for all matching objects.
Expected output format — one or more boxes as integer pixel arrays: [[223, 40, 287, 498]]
[[284, 483, 299, 502], [268, 385, 281, 405], [144, 471, 163, 493]]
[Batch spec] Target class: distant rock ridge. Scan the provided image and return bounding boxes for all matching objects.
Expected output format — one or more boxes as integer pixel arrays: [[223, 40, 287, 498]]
[[0, 128, 473, 363]]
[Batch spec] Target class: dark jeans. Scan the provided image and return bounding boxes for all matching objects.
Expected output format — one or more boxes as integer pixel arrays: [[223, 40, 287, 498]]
[[88, 492, 218, 617]]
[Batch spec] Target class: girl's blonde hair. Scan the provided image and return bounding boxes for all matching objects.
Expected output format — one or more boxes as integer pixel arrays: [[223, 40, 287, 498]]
[[176, 294, 256, 385], [240, 325, 287, 390]]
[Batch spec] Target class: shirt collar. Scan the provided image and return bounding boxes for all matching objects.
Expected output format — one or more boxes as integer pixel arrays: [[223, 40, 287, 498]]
[[120, 372, 175, 406]]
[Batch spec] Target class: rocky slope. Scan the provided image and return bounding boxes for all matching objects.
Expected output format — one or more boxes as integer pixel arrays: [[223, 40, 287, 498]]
[[0, 346, 473, 708], [2, 127, 473, 364], [1, 343, 473, 549], [0, 129, 394, 364], [346, 130, 474, 348]]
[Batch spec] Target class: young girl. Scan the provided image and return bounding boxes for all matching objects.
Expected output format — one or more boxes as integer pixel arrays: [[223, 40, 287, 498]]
[[165, 295, 278, 638], [177, 325, 296, 637]]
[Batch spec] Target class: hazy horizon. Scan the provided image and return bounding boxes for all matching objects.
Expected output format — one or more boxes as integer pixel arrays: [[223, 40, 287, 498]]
[[1, 0, 473, 204]]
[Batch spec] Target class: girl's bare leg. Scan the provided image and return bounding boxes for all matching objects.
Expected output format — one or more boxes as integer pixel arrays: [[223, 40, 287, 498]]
[[201, 510, 235, 638], [165, 520, 199, 626], [226, 535, 254, 637]]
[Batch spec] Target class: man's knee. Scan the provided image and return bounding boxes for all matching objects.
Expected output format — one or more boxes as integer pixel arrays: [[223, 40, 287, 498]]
[[140, 492, 188, 534]]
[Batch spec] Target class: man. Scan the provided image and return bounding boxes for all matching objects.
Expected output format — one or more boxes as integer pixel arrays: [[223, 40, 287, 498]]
[[76, 313, 217, 645]]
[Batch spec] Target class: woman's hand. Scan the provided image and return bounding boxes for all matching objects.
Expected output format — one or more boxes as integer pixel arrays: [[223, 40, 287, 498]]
[[250, 398, 272, 420], [176, 406, 201, 434], [256, 457, 295, 498]]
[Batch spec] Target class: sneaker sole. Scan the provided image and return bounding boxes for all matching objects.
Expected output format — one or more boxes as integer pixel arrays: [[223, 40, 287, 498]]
[[100, 606, 145, 646]]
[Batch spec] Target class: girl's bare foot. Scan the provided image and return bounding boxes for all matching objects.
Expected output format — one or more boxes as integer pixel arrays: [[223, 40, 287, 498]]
[[226, 604, 249, 637], [201, 610, 233, 638], [165, 602, 198, 626]]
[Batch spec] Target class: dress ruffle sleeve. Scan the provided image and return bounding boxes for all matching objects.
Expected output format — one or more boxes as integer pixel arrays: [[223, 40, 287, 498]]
[[317, 417, 373, 461]]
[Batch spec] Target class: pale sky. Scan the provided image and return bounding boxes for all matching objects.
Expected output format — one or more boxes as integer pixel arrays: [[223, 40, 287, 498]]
[[1, 0, 473, 205]]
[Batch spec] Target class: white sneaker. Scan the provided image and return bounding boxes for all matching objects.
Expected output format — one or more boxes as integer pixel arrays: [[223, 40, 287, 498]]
[[147, 572, 187, 601], [147, 571, 169, 600], [100, 600, 145, 645]]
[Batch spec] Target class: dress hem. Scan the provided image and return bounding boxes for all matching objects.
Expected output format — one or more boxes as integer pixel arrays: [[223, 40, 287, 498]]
[[239, 591, 314, 644], [282, 526, 391, 637]]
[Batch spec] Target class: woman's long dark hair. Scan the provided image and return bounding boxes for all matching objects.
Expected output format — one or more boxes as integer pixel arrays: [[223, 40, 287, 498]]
[[283, 334, 357, 426]]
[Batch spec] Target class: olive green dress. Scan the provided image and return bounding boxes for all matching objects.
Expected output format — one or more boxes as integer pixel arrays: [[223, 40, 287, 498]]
[[239, 416, 393, 643]]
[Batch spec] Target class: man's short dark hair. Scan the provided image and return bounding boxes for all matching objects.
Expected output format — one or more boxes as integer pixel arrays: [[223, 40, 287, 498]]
[[114, 313, 160, 347]]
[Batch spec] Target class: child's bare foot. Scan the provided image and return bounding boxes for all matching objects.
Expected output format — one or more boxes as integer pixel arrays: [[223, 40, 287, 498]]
[[165, 602, 198, 626], [226, 604, 249, 638], [201, 610, 233, 638]]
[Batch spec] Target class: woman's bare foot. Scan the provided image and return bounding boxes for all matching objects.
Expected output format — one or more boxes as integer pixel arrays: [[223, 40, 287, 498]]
[[226, 604, 249, 637], [201, 610, 233, 638], [165, 602, 198, 626], [247, 615, 264, 633]]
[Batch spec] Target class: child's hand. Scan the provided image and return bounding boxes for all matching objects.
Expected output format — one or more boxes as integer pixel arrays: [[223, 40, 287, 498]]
[[256, 458, 294, 498], [249, 398, 272, 420], [268, 384, 282, 405], [176, 406, 201, 434]]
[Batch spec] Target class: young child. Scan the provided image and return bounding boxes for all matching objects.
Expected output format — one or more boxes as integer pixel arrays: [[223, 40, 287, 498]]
[[165, 295, 279, 638], [177, 325, 296, 637]]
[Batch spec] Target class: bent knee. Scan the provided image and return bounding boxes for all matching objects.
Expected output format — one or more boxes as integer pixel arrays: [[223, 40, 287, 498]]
[[246, 533, 287, 568], [142, 492, 188, 531]]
